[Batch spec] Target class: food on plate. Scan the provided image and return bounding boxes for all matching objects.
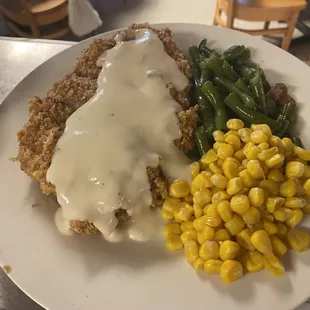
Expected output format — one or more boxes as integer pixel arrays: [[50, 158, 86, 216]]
[[17, 23, 199, 241]]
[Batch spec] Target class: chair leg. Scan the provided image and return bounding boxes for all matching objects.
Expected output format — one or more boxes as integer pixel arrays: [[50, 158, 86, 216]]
[[226, 0, 235, 28], [281, 11, 300, 51], [264, 21, 270, 30]]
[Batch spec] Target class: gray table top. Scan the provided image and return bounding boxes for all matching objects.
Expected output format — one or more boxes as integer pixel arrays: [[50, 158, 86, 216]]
[[0, 36, 310, 310]]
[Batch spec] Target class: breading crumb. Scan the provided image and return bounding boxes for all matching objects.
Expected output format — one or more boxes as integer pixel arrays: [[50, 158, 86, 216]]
[[2, 265, 11, 274], [8, 156, 18, 162]]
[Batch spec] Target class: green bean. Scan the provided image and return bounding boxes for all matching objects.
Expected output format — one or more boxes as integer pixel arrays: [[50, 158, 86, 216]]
[[222, 45, 245, 61], [233, 48, 252, 66], [224, 92, 281, 132], [266, 98, 276, 117], [279, 101, 297, 122], [200, 68, 212, 85], [201, 81, 228, 131], [238, 66, 257, 82], [200, 54, 224, 77], [188, 46, 200, 79], [198, 39, 208, 52], [276, 118, 290, 137], [292, 137, 304, 148], [196, 88, 216, 137], [236, 79, 252, 95], [195, 126, 211, 156], [222, 60, 240, 82], [213, 76, 256, 108], [250, 72, 267, 115]]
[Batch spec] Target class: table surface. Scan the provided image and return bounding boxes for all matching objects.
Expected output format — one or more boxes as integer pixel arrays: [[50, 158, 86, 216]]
[[1, 35, 310, 310]]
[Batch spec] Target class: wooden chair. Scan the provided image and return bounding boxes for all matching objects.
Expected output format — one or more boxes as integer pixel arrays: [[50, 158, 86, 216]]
[[214, 0, 307, 50], [0, 0, 69, 39]]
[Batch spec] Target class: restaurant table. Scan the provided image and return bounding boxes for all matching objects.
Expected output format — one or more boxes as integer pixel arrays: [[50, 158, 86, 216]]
[[1, 36, 310, 310]]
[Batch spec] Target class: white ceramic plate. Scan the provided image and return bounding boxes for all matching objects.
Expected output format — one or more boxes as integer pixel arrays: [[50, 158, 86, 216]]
[[1, 23, 310, 310]]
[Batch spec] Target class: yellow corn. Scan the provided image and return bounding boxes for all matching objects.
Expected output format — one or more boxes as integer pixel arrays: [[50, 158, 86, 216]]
[[260, 179, 278, 196], [248, 187, 264, 207], [243, 250, 264, 272], [217, 200, 233, 223], [183, 195, 193, 205], [247, 160, 265, 180], [238, 128, 252, 143], [250, 130, 268, 144], [212, 131, 225, 143], [220, 260, 243, 283], [201, 149, 218, 166], [211, 191, 231, 204], [270, 235, 287, 257], [303, 199, 310, 214], [226, 177, 243, 196], [286, 161, 305, 179], [304, 179, 310, 196], [161, 209, 174, 220], [285, 197, 307, 209], [193, 189, 211, 207], [258, 142, 269, 151], [264, 213, 274, 222], [180, 221, 194, 232], [279, 179, 297, 198], [257, 146, 278, 161], [205, 215, 222, 228], [224, 130, 239, 138], [199, 240, 220, 260], [162, 196, 181, 213], [264, 253, 285, 277], [211, 186, 222, 196], [303, 166, 310, 178], [263, 220, 278, 236], [225, 135, 241, 151], [287, 229, 310, 252], [242, 207, 260, 225], [251, 230, 272, 254], [214, 228, 231, 241], [217, 143, 234, 160], [265, 154, 285, 169], [184, 241, 199, 262], [200, 226, 215, 243], [217, 158, 224, 167], [276, 223, 288, 239], [225, 215, 245, 236], [269, 135, 285, 149], [282, 137, 294, 153], [193, 258, 205, 271], [266, 197, 285, 213], [227, 119, 244, 130], [222, 161, 239, 180], [164, 223, 182, 236], [294, 146, 310, 161], [219, 240, 240, 261], [205, 204, 219, 217], [239, 169, 258, 187], [234, 149, 246, 162], [294, 178, 305, 197], [245, 146, 261, 160], [251, 124, 272, 137], [236, 228, 255, 251], [166, 233, 184, 251], [210, 174, 228, 189], [174, 202, 193, 222], [204, 259, 223, 274], [273, 207, 294, 221], [209, 162, 224, 175], [191, 173, 213, 194], [191, 162, 200, 179], [193, 205, 203, 218], [268, 169, 285, 182], [180, 230, 198, 245], [230, 194, 250, 214], [169, 180, 190, 198], [193, 216, 208, 231]]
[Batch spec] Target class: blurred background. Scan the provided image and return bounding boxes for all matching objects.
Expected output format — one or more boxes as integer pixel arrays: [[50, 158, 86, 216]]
[[0, 0, 310, 59]]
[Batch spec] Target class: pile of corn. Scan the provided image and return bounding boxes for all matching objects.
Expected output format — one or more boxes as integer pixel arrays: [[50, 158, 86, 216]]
[[161, 119, 310, 283]]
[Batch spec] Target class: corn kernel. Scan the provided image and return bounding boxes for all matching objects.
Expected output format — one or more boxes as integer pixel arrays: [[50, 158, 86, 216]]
[[268, 169, 284, 182], [201, 150, 218, 166], [257, 146, 278, 162], [287, 229, 310, 252], [222, 161, 239, 180], [226, 177, 243, 196], [217, 159, 224, 167], [258, 142, 269, 151], [211, 191, 231, 204], [251, 124, 272, 137], [191, 173, 213, 194], [219, 240, 240, 261], [270, 235, 287, 257], [193, 258, 205, 271], [214, 228, 231, 241], [180, 221, 194, 232], [276, 223, 288, 239], [269, 135, 285, 148], [224, 130, 239, 138], [200, 225, 215, 243], [294, 178, 305, 196], [245, 146, 260, 160], [282, 137, 294, 152], [174, 202, 193, 222], [217, 200, 232, 223], [204, 204, 218, 217], [303, 200, 310, 214], [294, 146, 310, 161], [242, 207, 260, 225], [263, 220, 278, 236], [234, 149, 245, 162], [250, 130, 268, 144], [260, 180, 279, 196], [247, 160, 265, 180], [227, 118, 244, 130], [285, 197, 307, 209], [236, 228, 255, 251], [204, 259, 223, 274], [303, 166, 310, 178], [184, 240, 199, 262], [193, 189, 211, 207], [206, 215, 222, 228], [279, 179, 297, 198], [239, 169, 258, 187], [265, 154, 285, 169], [286, 161, 305, 179], [213, 142, 222, 152], [193, 205, 203, 218], [217, 143, 234, 160], [251, 230, 272, 254], [238, 128, 252, 143], [220, 260, 243, 283], [162, 197, 181, 213], [230, 194, 250, 214], [184, 195, 193, 205], [166, 233, 183, 251], [304, 179, 310, 196], [273, 207, 294, 221], [209, 162, 224, 174], [248, 187, 264, 207], [225, 215, 245, 236], [180, 229, 198, 244], [210, 174, 228, 189], [225, 134, 241, 151], [264, 253, 285, 277], [169, 180, 190, 198], [191, 162, 200, 179], [243, 250, 264, 272], [164, 223, 182, 236], [213, 130, 225, 142], [211, 186, 222, 196], [266, 197, 285, 213], [199, 240, 219, 260], [193, 216, 208, 231], [161, 209, 174, 220]]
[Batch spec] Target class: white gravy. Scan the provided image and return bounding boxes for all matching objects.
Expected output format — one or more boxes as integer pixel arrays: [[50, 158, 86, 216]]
[[46, 29, 191, 241]]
